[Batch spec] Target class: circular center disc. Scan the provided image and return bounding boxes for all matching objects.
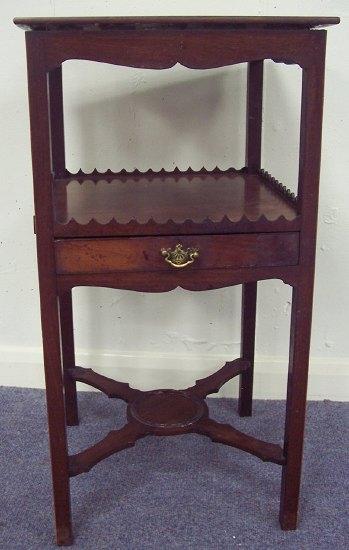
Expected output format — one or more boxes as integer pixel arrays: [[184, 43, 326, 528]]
[[129, 390, 204, 429]]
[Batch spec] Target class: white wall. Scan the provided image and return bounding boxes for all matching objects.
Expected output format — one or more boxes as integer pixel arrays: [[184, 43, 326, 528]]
[[0, 1, 348, 400]]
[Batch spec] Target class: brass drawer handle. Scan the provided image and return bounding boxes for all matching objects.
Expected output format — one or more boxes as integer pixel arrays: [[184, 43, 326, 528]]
[[161, 243, 199, 269]]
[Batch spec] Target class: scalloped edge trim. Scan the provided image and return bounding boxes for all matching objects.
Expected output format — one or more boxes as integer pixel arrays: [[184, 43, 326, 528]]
[[258, 168, 298, 206], [58, 165, 245, 183], [55, 213, 298, 231]]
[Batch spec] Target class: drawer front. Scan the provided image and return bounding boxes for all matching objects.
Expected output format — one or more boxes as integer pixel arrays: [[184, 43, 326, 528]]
[[55, 233, 299, 275]]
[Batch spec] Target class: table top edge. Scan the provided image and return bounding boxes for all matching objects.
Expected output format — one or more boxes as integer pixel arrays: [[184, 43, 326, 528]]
[[13, 16, 341, 32]]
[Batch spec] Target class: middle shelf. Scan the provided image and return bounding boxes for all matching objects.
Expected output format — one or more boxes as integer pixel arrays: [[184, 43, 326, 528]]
[[53, 167, 299, 238]]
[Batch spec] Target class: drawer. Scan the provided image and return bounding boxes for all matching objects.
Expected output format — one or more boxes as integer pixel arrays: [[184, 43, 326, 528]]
[[55, 233, 299, 275]]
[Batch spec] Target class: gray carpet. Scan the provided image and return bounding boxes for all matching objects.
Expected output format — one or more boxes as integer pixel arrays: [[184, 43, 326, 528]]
[[0, 387, 347, 549]]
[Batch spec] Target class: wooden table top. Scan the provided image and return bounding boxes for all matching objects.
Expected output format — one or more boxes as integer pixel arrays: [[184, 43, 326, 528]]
[[14, 16, 340, 32]]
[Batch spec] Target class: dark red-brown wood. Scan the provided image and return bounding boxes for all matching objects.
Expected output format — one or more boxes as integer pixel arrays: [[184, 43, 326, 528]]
[[279, 39, 327, 530], [68, 360, 285, 477], [14, 16, 340, 32], [59, 292, 79, 426], [238, 59, 264, 417], [56, 265, 300, 296], [16, 15, 337, 545], [20, 29, 327, 74], [48, 64, 79, 429], [69, 366, 141, 402], [25, 34, 73, 546], [53, 168, 298, 238], [54, 233, 299, 275]]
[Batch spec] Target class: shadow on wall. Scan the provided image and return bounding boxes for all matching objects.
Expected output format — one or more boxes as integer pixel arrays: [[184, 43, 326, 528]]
[[63, 62, 247, 172], [262, 60, 301, 193]]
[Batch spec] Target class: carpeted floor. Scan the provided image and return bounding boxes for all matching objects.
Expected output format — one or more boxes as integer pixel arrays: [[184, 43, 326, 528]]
[[0, 387, 347, 549]]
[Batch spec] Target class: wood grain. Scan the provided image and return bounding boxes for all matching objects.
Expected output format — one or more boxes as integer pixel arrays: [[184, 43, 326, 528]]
[[53, 168, 298, 238], [55, 233, 299, 275]]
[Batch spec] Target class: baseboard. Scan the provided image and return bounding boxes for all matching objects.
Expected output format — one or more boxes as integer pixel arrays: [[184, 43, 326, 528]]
[[0, 345, 347, 401]]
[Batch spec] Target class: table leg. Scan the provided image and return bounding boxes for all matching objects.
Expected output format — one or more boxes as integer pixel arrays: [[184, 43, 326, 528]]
[[238, 282, 257, 416], [41, 289, 73, 545], [59, 290, 79, 426], [279, 281, 312, 529], [25, 36, 73, 544], [238, 60, 263, 417]]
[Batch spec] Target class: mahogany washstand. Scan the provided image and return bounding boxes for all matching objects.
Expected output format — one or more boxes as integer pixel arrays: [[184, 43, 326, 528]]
[[14, 16, 339, 545]]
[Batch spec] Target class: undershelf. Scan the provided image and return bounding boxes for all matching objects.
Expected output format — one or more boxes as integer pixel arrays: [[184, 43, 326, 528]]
[[67, 361, 285, 477]]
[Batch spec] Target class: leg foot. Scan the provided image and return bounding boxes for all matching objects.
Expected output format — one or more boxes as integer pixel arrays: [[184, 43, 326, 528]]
[[56, 526, 74, 546], [279, 510, 298, 531]]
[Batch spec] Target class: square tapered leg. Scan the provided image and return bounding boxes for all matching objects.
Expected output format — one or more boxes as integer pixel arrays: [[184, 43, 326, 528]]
[[238, 282, 257, 416], [279, 281, 313, 529], [41, 290, 73, 545], [59, 290, 79, 426]]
